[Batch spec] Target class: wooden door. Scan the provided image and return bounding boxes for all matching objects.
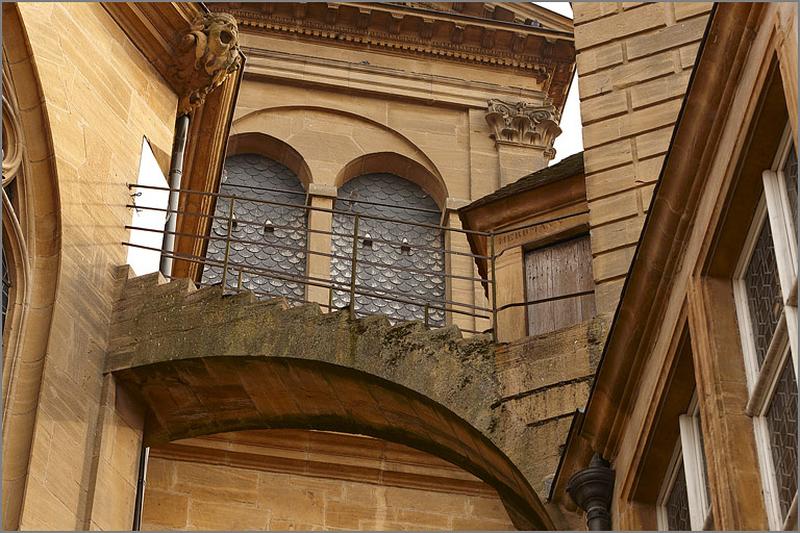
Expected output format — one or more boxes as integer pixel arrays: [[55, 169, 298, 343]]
[[525, 235, 596, 336]]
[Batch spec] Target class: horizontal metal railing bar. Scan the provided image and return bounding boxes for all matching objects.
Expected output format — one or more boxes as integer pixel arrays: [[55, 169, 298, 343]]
[[220, 181, 443, 216], [494, 289, 596, 313], [126, 225, 492, 285], [128, 207, 488, 262], [123, 242, 493, 317], [127, 183, 493, 236], [163, 272, 489, 334], [127, 185, 602, 338]]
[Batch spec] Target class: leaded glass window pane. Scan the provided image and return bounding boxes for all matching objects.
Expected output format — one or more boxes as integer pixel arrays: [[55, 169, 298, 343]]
[[203, 154, 307, 302], [330, 173, 445, 325], [766, 359, 798, 520], [2, 245, 10, 329], [783, 144, 798, 230], [744, 220, 783, 367], [666, 462, 692, 531]]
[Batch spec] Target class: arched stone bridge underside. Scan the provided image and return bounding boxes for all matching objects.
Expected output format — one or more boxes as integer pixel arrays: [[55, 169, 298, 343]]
[[107, 267, 554, 530]]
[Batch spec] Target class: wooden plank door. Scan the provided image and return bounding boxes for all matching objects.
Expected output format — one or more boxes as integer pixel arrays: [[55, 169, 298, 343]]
[[525, 235, 596, 336]]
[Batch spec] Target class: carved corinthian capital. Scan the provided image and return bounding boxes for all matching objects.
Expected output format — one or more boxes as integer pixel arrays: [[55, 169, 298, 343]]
[[485, 99, 562, 155], [172, 12, 242, 115]]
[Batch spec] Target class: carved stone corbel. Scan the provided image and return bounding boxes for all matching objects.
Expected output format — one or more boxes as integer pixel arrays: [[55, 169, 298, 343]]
[[172, 12, 242, 116]]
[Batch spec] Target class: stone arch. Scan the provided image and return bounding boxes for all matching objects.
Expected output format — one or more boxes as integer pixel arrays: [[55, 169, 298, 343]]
[[1, 4, 62, 529], [227, 131, 313, 188], [108, 275, 556, 530], [231, 106, 445, 195], [335, 152, 447, 209]]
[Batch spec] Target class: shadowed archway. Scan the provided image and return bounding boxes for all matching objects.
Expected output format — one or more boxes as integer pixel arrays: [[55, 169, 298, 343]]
[[108, 270, 556, 530]]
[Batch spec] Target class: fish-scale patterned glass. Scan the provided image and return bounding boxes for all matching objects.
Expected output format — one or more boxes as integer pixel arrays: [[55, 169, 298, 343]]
[[330, 173, 445, 325], [202, 154, 307, 303], [766, 359, 798, 520], [744, 220, 783, 367], [666, 462, 691, 531]]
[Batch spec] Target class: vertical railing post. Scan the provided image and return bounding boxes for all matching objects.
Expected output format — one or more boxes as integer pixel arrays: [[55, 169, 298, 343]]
[[221, 197, 235, 293], [424, 302, 430, 328], [237, 269, 243, 293], [490, 233, 498, 342], [348, 214, 360, 318]]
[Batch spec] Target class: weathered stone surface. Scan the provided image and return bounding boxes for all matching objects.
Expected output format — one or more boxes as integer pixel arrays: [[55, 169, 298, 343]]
[[107, 268, 561, 530]]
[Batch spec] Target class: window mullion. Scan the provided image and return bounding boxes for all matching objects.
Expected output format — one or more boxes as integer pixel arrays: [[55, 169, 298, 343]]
[[679, 414, 708, 530], [762, 170, 795, 304]]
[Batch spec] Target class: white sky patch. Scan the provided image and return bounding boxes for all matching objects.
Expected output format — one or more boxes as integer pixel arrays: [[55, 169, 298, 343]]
[[533, 2, 584, 165], [127, 138, 169, 276]]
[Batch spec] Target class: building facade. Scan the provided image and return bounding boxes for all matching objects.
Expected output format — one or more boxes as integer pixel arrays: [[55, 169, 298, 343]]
[[1, 2, 797, 532]]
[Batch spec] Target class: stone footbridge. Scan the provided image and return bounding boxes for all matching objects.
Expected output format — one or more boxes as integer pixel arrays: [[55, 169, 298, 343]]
[[107, 267, 605, 530]]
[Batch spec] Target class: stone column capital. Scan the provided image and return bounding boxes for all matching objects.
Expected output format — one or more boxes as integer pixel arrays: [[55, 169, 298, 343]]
[[485, 98, 562, 153]]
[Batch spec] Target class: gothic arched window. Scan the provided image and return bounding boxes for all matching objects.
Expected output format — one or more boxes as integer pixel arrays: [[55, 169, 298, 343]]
[[203, 154, 308, 303], [330, 173, 446, 325]]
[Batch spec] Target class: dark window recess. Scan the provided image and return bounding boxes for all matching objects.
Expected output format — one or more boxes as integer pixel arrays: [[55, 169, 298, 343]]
[[666, 461, 692, 531], [525, 235, 595, 336], [2, 245, 10, 330], [766, 359, 798, 520], [783, 144, 798, 230], [330, 173, 445, 325], [203, 154, 308, 303], [743, 220, 783, 367]]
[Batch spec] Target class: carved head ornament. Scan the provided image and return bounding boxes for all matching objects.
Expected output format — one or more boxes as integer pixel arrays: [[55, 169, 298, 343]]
[[174, 12, 242, 115]]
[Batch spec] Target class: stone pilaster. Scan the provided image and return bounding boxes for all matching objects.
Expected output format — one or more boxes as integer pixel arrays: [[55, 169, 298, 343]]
[[485, 99, 561, 185], [305, 184, 336, 308]]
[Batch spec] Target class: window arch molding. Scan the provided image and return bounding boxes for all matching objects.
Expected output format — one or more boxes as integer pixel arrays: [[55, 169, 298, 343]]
[[1, 5, 62, 530], [227, 131, 313, 188], [335, 152, 448, 209]]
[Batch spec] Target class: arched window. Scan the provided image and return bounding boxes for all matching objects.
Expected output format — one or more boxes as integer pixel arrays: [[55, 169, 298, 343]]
[[203, 154, 307, 303], [2, 89, 22, 338], [330, 173, 445, 325]]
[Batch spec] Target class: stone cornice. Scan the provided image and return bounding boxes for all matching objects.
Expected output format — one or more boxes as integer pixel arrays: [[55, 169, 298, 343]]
[[241, 47, 550, 109], [151, 430, 499, 497], [210, 2, 575, 110]]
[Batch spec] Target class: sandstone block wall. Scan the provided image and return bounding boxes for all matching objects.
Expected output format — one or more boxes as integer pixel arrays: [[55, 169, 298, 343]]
[[141, 430, 515, 531], [573, 2, 711, 315], [8, 3, 177, 529], [495, 315, 608, 502]]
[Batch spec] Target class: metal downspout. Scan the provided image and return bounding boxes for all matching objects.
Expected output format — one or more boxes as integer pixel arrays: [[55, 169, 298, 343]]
[[160, 113, 190, 277], [134, 113, 189, 528], [131, 444, 150, 530]]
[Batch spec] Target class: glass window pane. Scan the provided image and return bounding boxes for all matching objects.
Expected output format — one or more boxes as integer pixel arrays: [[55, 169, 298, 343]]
[[330, 173, 445, 325], [783, 144, 798, 230], [766, 358, 798, 520], [744, 219, 783, 367], [2, 244, 10, 328], [666, 462, 692, 531], [203, 154, 308, 303]]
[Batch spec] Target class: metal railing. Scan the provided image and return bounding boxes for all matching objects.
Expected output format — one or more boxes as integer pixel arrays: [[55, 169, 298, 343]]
[[124, 183, 592, 341]]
